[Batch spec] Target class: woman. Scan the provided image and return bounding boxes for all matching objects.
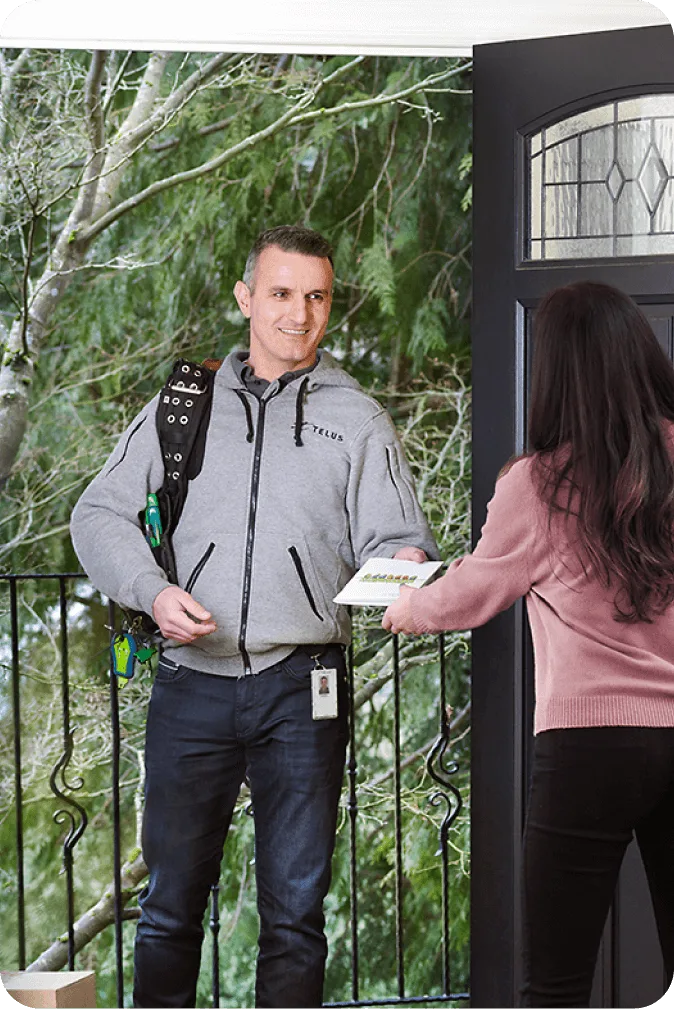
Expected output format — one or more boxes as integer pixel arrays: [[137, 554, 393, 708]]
[[383, 281, 674, 1007]]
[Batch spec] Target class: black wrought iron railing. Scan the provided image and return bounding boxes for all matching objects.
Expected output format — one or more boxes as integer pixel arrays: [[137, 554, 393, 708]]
[[1, 573, 469, 1008]]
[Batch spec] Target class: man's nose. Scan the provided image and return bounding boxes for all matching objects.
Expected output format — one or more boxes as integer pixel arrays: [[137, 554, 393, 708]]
[[288, 296, 308, 324]]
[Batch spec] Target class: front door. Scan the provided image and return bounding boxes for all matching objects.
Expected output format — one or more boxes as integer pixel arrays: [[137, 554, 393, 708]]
[[472, 24, 674, 1008]]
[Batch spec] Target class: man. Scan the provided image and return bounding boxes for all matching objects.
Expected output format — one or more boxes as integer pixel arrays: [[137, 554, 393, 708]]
[[71, 225, 438, 1008]]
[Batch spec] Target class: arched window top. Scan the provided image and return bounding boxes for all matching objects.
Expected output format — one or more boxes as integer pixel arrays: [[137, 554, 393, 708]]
[[528, 94, 674, 260]]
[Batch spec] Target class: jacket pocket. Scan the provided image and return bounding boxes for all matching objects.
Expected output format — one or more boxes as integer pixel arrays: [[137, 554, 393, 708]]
[[385, 445, 407, 519], [288, 545, 324, 622], [155, 658, 194, 684], [385, 443, 417, 521], [184, 542, 216, 594]]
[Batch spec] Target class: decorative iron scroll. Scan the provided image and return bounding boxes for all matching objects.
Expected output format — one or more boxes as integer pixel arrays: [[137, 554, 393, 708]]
[[426, 724, 464, 836], [426, 633, 463, 843], [49, 736, 88, 863]]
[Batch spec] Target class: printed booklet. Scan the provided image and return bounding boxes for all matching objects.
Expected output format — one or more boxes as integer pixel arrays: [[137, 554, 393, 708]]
[[333, 558, 443, 607]]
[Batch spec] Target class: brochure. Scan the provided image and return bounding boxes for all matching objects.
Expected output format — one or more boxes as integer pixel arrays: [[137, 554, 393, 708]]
[[333, 558, 443, 607]]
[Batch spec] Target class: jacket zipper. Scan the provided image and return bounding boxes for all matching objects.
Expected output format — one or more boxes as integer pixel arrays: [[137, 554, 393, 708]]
[[184, 542, 216, 594], [288, 546, 324, 622], [238, 395, 267, 674]]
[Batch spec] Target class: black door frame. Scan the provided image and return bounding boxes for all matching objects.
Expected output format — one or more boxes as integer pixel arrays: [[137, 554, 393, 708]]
[[471, 24, 674, 1009]]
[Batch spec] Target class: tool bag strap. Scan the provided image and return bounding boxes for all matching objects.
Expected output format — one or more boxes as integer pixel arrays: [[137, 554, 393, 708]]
[[145, 357, 222, 583]]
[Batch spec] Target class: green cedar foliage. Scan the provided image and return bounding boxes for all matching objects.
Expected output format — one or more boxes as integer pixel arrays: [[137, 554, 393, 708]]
[[0, 49, 472, 1006], [0, 50, 471, 572]]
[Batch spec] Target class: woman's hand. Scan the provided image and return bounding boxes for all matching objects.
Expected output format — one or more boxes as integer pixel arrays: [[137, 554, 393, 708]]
[[382, 584, 417, 635]]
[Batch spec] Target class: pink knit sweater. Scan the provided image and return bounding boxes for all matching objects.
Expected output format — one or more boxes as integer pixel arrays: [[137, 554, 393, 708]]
[[405, 454, 674, 734]]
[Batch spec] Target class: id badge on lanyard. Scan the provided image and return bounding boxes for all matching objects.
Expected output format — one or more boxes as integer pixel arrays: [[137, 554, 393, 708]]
[[311, 663, 338, 720]]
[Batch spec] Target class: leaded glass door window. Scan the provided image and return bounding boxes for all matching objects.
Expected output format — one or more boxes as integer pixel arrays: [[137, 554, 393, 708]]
[[528, 94, 674, 260]]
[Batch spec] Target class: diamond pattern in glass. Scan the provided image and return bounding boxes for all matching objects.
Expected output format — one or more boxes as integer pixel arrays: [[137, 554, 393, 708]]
[[637, 145, 668, 213], [606, 161, 625, 201], [527, 93, 674, 260]]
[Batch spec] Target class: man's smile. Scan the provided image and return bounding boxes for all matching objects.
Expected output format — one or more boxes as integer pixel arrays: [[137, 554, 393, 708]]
[[279, 328, 310, 335]]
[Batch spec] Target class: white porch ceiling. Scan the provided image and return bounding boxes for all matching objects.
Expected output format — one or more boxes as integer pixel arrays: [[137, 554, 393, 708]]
[[0, 0, 670, 55]]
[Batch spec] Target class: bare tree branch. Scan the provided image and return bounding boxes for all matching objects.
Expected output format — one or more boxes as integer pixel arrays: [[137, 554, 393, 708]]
[[77, 51, 107, 223], [126, 51, 243, 149], [90, 51, 168, 223], [361, 701, 471, 792], [285, 61, 466, 129], [0, 47, 31, 149], [0, 52, 167, 487], [80, 59, 467, 245], [79, 56, 366, 244], [83, 52, 106, 158], [25, 849, 147, 973], [149, 53, 289, 153]]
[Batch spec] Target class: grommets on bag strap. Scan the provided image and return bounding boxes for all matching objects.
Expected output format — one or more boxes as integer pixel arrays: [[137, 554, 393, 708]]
[[174, 452, 182, 462], [181, 365, 190, 373], [167, 415, 175, 423], [163, 395, 170, 403], [185, 400, 193, 407], [172, 397, 180, 405], [171, 471, 179, 479], [180, 415, 188, 425]]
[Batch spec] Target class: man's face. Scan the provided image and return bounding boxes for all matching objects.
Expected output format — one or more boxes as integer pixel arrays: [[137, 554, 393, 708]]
[[234, 245, 333, 380]]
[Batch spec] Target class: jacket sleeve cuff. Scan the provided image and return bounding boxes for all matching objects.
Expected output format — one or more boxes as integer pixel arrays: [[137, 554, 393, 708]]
[[128, 569, 170, 616]]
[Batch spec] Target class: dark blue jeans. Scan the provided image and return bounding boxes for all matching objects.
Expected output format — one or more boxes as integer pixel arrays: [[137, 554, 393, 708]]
[[133, 645, 349, 1008], [521, 726, 674, 1007]]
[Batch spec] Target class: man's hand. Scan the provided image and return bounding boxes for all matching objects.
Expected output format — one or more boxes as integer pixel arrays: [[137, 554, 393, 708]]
[[382, 583, 417, 635], [152, 585, 218, 644], [393, 546, 428, 563]]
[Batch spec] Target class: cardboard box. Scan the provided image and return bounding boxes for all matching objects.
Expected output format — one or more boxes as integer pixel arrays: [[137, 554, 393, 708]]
[[0, 972, 96, 1008]]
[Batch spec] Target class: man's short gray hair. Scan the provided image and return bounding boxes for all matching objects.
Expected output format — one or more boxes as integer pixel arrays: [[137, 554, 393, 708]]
[[243, 225, 334, 291]]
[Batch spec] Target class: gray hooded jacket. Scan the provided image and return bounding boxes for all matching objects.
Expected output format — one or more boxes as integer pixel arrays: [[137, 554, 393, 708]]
[[70, 349, 439, 677]]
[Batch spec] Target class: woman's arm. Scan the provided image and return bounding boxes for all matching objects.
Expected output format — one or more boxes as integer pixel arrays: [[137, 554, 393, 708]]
[[382, 457, 545, 634]]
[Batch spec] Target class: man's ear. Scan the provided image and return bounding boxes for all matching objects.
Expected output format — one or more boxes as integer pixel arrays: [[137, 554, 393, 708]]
[[234, 280, 251, 318]]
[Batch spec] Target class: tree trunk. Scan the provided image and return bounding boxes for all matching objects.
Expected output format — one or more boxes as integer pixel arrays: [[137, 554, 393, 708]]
[[0, 52, 167, 488]]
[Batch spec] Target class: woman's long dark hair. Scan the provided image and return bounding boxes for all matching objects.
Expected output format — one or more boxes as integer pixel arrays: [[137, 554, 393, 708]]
[[529, 281, 674, 622]]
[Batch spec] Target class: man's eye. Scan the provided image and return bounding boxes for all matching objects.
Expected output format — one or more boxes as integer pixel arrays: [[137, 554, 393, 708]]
[[273, 291, 288, 298], [309, 294, 323, 301]]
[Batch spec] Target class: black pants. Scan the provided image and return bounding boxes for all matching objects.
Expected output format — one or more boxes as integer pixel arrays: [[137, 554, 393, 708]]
[[521, 726, 674, 1007], [133, 645, 348, 1009]]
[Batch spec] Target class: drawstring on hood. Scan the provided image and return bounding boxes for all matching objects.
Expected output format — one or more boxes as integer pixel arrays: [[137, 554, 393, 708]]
[[234, 389, 254, 443], [234, 374, 310, 448], [294, 376, 310, 447], [227, 350, 363, 449]]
